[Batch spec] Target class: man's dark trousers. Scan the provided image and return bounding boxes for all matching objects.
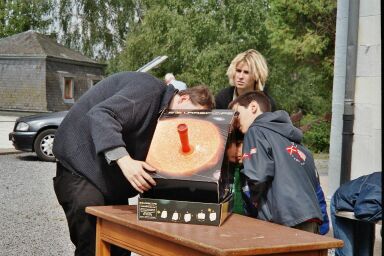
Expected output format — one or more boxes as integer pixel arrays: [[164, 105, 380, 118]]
[[53, 162, 131, 256]]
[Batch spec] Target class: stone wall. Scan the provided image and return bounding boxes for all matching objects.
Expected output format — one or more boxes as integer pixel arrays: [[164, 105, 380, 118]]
[[0, 58, 47, 111]]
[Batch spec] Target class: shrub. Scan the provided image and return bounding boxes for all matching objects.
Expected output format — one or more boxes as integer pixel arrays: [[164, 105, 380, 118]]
[[302, 118, 331, 153]]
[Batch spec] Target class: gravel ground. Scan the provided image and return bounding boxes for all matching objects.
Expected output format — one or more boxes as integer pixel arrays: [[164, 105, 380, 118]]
[[0, 153, 74, 255]]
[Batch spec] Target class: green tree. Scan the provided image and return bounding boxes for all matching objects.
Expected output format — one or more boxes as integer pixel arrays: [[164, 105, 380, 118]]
[[57, 0, 137, 60], [117, 0, 269, 92], [0, 0, 53, 38], [265, 0, 336, 115]]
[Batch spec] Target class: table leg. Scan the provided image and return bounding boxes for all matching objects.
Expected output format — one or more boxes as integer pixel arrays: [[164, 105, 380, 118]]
[[96, 218, 111, 256]]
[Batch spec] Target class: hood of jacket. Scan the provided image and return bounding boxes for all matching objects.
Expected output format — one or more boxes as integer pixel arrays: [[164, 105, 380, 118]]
[[250, 110, 303, 143]]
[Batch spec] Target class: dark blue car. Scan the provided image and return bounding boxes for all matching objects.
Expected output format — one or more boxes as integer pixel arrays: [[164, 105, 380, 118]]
[[9, 111, 68, 161]]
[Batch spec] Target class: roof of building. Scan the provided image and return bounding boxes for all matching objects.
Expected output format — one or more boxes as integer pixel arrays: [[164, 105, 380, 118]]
[[0, 30, 101, 65]]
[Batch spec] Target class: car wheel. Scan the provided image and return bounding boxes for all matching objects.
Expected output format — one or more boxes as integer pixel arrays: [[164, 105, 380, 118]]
[[33, 129, 57, 162]]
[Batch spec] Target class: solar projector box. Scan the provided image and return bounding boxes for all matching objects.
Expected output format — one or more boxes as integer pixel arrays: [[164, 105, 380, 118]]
[[138, 110, 237, 226]]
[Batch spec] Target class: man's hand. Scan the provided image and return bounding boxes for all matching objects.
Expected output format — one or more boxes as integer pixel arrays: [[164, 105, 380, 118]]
[[117, 155, 157, 193]]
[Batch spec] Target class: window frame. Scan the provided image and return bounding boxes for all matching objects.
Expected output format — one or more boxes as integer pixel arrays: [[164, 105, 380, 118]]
[[63, 77, 75, 103]]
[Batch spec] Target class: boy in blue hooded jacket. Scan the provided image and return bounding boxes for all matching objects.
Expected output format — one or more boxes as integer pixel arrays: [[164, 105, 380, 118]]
[[229, 91, 324, 233]]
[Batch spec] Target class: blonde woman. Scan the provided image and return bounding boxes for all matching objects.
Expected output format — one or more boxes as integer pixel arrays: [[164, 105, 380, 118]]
[[215, 49, 275, 110]]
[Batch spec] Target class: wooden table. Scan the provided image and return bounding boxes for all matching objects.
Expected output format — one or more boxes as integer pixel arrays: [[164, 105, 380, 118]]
[[86, 205, 343, 256]]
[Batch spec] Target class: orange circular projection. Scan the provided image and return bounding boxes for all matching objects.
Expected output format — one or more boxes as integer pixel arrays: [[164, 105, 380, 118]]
[[146, 118, 224, 176]]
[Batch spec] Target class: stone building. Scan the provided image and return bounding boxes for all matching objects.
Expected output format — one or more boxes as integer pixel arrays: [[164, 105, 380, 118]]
[[0, 30, 105, 112]]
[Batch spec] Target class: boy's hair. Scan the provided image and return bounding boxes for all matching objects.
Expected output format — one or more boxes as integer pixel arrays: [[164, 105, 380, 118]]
[[178, 85, 215, 110], [228, 91, 271, 112], [226, 49, 269, 91]]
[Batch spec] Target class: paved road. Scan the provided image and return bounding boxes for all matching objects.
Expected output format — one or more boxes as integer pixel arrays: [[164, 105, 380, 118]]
[[0, 114, 18, 149]]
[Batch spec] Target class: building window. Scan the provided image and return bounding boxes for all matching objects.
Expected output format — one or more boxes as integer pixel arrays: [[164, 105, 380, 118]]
[[64, 77, 74, 100], [92, 80, 101, 86]]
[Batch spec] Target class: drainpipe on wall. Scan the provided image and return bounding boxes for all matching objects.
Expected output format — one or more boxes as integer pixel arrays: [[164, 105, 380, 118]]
[[340, 0, 360, 185]]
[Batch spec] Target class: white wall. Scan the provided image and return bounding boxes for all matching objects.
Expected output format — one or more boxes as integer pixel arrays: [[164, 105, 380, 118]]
[[351, 0, 381, 179]]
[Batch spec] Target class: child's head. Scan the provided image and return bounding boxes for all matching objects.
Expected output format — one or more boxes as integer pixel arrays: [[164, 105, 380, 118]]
[[226, 131, 244, 164], [228, 91, 271, 133]]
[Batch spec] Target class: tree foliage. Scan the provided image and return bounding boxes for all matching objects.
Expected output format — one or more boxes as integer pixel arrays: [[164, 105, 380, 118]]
[[56, 0, 137, 60], [0, 0, 53, 37], [265, 0, 336, 114]]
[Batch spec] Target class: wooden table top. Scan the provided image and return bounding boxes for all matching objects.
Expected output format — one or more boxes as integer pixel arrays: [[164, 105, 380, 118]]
[[86, 205, 343, 255]]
